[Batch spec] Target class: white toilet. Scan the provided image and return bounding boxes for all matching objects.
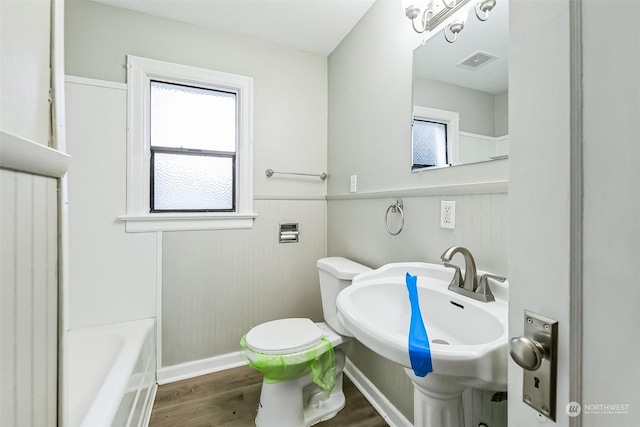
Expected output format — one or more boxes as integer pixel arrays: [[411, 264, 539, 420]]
[[242, 257, 370, 427]]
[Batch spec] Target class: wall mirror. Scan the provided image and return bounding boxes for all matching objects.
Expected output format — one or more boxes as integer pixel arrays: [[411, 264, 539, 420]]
[[411, 0, 508, 171]]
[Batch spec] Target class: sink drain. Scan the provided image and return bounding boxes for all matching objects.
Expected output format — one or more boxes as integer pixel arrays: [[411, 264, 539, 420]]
[[432, 339, 450, 345]]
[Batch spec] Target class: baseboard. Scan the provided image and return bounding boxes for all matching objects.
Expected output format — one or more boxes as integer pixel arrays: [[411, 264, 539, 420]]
[[344, 358, 413, 427], [157, 351, 246, 385]]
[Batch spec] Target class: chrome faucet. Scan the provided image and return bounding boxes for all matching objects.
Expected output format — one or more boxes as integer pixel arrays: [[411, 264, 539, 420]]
[[441, 246, 478, 292], [440, 246, 504, 302]]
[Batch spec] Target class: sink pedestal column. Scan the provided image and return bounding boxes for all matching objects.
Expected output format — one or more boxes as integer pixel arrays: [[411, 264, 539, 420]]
[[406, 371, 466, 427]]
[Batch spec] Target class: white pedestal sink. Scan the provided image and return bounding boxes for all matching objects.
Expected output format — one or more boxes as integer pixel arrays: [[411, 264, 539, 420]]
[[336, 262, 508, 427]]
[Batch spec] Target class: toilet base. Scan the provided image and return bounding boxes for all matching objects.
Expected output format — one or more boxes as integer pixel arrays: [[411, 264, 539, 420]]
[[255, 372, 346, 427], [303, 372, 346, 426], [255, 351, 347, 427]]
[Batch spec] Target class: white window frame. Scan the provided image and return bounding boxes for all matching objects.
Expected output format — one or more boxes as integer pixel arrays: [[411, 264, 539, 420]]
[[412, 106, 460, 170], [120, 55, 255, 232]]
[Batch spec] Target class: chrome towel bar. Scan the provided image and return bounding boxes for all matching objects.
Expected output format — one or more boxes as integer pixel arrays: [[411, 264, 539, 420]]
[[265, 168, 327, 181]]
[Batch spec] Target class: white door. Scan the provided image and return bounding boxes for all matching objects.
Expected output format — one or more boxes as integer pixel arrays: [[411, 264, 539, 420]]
[[508, 1, 575, 425], [508, 1, 640, 426]]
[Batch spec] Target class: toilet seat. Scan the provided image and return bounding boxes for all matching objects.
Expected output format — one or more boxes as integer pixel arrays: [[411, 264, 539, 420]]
[[245, 318, 323, 355]]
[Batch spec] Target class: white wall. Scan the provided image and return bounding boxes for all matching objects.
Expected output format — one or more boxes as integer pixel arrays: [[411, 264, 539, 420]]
[[1, 0, 50, 144], [327, 0, 509, 423], [65, 79, 157, 329], [64, 0, 328, 369], [1, 2, 59, 426]]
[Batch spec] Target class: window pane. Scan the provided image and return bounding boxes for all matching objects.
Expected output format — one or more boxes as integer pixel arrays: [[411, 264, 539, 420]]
[[150, 81, 236, 152], [153, 152, 234, 211], [412, 120, 448, 168]]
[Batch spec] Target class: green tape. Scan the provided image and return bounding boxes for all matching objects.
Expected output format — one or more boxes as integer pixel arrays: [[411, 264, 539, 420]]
[[240, 336, 336, 393]]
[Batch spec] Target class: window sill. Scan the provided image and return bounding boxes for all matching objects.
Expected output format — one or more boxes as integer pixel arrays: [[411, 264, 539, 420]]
[[118, 213, 258, 232]]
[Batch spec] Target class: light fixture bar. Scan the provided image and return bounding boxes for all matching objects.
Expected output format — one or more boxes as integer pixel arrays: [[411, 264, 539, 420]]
[[404, 0, 498, 43], [421, 0, 473, 32]]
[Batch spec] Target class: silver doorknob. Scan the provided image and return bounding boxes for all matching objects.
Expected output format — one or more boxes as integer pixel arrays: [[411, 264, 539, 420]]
[[509, 336, 547, 371]]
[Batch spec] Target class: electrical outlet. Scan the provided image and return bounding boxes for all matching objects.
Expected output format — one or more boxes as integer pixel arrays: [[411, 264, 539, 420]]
[[350, 175, 357, 193], [441, 200, 456, 229]]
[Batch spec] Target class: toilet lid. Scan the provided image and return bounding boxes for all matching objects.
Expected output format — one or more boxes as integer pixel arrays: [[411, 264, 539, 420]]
[[245, 318, 323, 354]]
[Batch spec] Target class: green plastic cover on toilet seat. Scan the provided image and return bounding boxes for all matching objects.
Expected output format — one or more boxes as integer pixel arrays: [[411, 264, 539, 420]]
[[240, 335, 337, 394]]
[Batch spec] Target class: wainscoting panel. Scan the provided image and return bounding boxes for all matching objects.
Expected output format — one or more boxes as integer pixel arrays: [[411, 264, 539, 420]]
[[161, 199, 326, 367], [327, 193, 508, 274], [0, 170, 58, 427]]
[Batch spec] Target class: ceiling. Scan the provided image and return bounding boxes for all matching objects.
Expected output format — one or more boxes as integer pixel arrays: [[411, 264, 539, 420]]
[[91, 0, 376, 56]]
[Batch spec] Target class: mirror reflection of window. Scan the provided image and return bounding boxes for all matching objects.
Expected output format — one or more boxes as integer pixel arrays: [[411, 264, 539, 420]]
[[412, 119, 448, 170], [411, 106, 459, 171]]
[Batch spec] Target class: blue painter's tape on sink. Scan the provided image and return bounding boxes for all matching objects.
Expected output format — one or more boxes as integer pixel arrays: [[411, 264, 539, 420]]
[[406, 273, 433, 377]]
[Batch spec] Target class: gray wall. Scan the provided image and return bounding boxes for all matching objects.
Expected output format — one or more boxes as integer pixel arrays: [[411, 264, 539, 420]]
[[327, 0, 509, 423], [413, 77, 507, 137], [328, 194, 508, 423], [494, 91, 508, 137], [65, 0, 328, 367], [327, 1, 508, 198], [66, 0, 327, 199], [328, 195, 507, 274], [162, 200, 325, 366]]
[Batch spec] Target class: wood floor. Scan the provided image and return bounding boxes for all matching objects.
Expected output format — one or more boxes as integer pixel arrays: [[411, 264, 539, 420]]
[[149, 365, 389, 427]]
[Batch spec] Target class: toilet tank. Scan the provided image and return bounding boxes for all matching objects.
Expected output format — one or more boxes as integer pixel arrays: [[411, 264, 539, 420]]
[[317, 257, 371, 336]]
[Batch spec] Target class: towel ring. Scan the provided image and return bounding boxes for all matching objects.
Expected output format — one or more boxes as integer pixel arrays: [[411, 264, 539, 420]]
[[385, 198, 405, 236]]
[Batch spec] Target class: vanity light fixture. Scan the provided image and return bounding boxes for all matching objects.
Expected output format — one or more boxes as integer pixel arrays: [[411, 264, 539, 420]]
[[403, 0, 497, 43]]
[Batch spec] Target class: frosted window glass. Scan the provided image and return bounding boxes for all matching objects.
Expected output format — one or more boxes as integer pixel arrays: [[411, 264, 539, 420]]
[[412, 120, 448, 169], [152, 152, 233, 211], [150, 81, 236, 152]]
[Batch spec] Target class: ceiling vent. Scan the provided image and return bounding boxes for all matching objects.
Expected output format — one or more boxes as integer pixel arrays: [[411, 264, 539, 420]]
[[457, 50, 497, 70]]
